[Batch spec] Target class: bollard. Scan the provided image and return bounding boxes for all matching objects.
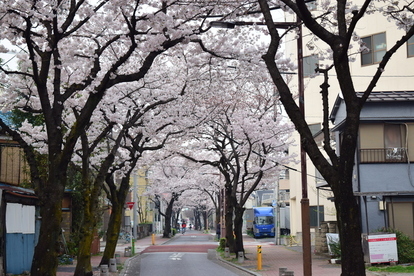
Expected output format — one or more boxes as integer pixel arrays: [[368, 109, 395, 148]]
[[124, 247, 131, 257], [238, 251, 244, 263], [100, 264, 109, 276], [257, 245, 262, 270], [109, 258, 117, 272], [115, 253, 121, 264], [152, 233, 155, 245], [282, 271, 294, 276], [279, 267, 287, 276], [132, 238, 135, 255], [224, 247, 230, 258]]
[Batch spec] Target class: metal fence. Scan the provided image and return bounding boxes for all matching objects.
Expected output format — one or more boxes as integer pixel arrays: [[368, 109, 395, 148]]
[[359, 148, 408, 163]]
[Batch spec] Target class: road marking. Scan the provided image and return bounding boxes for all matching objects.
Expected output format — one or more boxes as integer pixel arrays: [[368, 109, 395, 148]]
[[169, 253, 184, 260]]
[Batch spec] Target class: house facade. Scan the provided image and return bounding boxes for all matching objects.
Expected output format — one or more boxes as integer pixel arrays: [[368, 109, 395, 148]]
[[331, 91, 414, 238]]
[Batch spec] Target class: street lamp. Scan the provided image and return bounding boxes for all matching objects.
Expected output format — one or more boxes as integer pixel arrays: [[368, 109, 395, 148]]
[[211, 19, 312, 276]]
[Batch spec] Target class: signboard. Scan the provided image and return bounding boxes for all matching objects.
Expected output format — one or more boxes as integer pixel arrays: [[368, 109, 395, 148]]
[[366, 233, 398, 264], [126, 202, 134, 209]]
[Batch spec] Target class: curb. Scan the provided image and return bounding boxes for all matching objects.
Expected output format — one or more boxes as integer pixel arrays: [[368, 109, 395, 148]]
[[119, 254, 140, 276], [214, 250, 261, 276]]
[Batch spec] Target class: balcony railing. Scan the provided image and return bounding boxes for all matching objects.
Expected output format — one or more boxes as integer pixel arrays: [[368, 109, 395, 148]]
[[359, 148, 408, 163]]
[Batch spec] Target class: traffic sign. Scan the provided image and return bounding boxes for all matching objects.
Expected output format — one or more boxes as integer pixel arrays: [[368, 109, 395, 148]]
[[127, 202, 134, 209]]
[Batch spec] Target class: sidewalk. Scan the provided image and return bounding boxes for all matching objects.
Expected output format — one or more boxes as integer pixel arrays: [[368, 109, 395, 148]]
[[220, 234, 406, 276], [58, 232, 406, 276]]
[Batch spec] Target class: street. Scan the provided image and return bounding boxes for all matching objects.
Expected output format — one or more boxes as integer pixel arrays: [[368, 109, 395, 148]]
[[123, 230, 253, 276]]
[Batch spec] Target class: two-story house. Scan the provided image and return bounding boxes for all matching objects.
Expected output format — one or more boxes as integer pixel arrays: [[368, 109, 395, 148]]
[[330, 91, 414, 238]]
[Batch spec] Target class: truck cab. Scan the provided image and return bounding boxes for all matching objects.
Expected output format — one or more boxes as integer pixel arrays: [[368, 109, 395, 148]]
[[253, 207, 275, 238]]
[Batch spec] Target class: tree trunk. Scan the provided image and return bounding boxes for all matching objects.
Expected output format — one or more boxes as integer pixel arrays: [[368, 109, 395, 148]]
[[75, 180, 102, 275], [100, 201, 124, 266], [163, 198, 175, 238], [203, 210, 208, 231], [224, 185, 235, 252], [233, 205, 245, 255], [332, 169, 366, 276], [31, 188, 64, 276], [194, 208, 201, 230], [31, 158, 66, 276], [74, 227, 94, 276]]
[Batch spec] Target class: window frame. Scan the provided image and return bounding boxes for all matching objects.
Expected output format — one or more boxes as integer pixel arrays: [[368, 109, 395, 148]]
[[408, 35, 414, 58], [361, 32, 387, 66], [303, 54, 319, 77]]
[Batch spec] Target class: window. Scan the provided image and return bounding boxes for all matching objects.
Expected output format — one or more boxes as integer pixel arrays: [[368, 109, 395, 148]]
[[255, 216, 274, 225], [303, 55, 318, 77], [315, 168, 326, 185], [306, 0, 317, 11], [309, 123, 321, 136], [408, 35, 414, 57], [279, 169, 289, 179], [361, 33, 386, 65], [384, 124, 405, 160], [384, 124, 402, 148], [310, 206, 324, 227], [359, 123, 407, 163]]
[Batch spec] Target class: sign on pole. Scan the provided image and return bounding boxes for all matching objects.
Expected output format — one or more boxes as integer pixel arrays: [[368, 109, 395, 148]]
[[127, 202, 134, 210]]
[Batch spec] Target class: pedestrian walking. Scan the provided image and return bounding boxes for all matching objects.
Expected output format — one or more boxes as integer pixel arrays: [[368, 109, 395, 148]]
[[181, 221, 187, 234]]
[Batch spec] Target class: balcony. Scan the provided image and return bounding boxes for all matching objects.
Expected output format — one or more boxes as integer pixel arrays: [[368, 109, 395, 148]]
[[359, 148, 408, 163]]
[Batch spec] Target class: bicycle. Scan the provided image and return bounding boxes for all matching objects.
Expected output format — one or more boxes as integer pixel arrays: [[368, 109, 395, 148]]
[[119, 231, 131, 243]]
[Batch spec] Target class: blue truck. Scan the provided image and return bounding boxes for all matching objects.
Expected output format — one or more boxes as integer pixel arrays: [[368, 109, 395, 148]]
[[252, 207, 275, 238]]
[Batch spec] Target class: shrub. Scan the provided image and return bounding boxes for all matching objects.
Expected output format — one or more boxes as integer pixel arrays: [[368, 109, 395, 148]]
[[217, 238, 226, 251], [329, 241, 341, 259]]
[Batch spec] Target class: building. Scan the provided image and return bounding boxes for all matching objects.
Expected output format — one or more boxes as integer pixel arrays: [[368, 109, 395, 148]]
[[0, 183, 38, 275], [283, 0, 414, 242], [0, 113, 75, 273], [331, 91, 414, 237]]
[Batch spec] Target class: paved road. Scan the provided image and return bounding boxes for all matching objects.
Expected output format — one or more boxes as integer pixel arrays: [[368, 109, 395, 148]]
[[123, 232, 252, 276]]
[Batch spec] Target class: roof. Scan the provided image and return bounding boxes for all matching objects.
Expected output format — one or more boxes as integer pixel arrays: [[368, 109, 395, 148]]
[[0, 183, 36, 199], [357, 91, 414, 102], [0, 112, 14, 127], [330, 91, 414, 123]]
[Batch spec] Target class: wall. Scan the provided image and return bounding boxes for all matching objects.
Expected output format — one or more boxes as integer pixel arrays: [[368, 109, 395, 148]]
[[315, 221, 338, 254]]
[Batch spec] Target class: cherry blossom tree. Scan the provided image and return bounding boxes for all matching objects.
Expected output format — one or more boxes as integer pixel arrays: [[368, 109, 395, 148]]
[[183, 189, 216, 230], [198, 0, 414, 275], [257, 1, 414, 275], [0, 1, 223, 274], [66, 46, 202, 272], [177, 61, 296, 253], [146, 156, 204, 237]]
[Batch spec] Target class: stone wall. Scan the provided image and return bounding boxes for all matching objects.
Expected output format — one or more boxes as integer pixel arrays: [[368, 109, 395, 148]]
[[315, 221, 338, 254]]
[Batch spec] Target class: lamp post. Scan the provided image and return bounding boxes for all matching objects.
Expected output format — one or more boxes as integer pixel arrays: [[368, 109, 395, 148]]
[[211, 19, 311, 276]]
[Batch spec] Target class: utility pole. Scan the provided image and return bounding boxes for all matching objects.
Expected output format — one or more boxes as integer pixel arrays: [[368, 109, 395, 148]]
[[297, 20, 312, 276], [133, 171, 138, 239]]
